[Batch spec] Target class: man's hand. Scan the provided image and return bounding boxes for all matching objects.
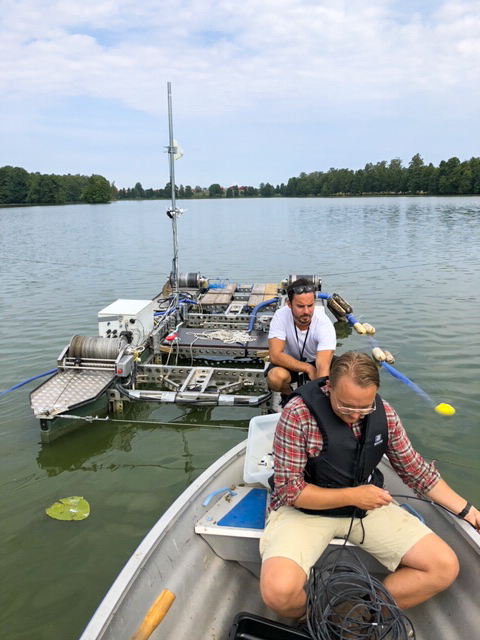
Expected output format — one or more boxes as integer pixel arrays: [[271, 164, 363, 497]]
[[464, 505, 480, 531], [352, 485, 393, 510], [305, 363, 317, 380]]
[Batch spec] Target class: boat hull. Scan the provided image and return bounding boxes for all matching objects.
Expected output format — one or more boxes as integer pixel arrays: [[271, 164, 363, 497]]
[[80, 440, 480, 640]]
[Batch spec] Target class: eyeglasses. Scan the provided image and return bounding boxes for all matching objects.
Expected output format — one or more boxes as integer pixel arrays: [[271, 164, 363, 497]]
[[335, 399, 376, 416], [288, 284, 315, 298]]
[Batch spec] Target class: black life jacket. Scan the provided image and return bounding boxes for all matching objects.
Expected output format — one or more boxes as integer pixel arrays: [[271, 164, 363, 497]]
[[291, 378, 388, 518]]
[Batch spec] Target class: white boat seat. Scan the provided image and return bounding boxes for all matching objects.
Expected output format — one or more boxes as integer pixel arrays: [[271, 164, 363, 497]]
[[195, 486, 354, 563], [195, 484, 388, 575]]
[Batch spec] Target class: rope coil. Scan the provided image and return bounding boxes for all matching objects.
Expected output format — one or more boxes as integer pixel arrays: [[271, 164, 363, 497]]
[[185, 329, 256, 344]]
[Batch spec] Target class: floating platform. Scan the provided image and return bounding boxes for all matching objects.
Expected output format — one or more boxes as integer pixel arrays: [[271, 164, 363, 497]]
[[30, 274, 325, 442]]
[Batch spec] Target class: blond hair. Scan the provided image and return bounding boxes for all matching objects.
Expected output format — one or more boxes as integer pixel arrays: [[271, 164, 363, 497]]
[[330, 351, 380, 389]]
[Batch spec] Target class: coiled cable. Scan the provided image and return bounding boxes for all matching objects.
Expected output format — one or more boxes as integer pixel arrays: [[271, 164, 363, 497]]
[[305, 523, 415, 639]]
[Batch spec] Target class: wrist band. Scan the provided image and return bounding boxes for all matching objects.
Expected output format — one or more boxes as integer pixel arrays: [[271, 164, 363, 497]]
[[457, 502, 472, 519]]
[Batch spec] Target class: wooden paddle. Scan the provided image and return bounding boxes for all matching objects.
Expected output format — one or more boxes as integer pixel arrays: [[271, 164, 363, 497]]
[[130, 589, 176, 640]]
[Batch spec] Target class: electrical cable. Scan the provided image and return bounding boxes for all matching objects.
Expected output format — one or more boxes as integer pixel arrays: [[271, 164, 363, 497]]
[[305, 534, 415, 640], [391, 494, 479, 531]]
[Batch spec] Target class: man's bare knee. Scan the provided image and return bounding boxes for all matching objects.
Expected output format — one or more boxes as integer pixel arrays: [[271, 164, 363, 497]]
[[261, 576, 300, 611], [267, 367, 291, 392], [260, 558, 307, 617], [397, 533, 460, 601], [430, 545, 459, 590]]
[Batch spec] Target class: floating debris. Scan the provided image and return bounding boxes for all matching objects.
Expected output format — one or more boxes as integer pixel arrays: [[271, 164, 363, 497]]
[[46, 496, 90, 521]]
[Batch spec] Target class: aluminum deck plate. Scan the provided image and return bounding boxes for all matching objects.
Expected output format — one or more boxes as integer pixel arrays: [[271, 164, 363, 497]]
[[30, 369, 116, 418]]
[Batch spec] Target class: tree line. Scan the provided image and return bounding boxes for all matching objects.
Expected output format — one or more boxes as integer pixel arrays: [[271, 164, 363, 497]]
[[115, 154, 480, 200], [2, 154, 480, 206], [0, 166, 113, 205]]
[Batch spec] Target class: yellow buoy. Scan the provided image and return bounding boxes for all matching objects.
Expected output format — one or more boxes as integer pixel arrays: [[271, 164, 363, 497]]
[[372, 347, 386, 362], [362, 322, 376, 335], [353, 322, 366, 334], [383, 349, 395, 364], [435, 403, 456, 416]]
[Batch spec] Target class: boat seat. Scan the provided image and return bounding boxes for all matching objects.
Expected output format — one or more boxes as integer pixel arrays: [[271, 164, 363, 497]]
[[195, 485, 387, 575], [200, 284, 237, 306], [196, 415, 387, 573], [195, 486, 353, 561], [247, 283, 278, 308]]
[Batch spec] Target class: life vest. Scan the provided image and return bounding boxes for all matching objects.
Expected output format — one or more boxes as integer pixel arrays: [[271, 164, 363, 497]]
[[291, 378, 388, 517]]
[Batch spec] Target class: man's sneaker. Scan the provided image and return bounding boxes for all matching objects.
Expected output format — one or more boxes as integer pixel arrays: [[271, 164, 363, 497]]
[[270, 392, 283, 413], [327, 600, 373, 639]]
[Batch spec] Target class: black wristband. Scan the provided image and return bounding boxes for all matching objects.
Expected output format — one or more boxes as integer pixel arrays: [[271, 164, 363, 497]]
[[457, 502, 472, 519]]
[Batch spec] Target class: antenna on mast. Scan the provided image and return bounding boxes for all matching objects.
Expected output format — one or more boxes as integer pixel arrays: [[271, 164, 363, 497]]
[[166, 82, 184, 308]]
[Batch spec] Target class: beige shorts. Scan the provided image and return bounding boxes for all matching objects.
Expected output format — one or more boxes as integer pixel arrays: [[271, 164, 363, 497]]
[[260, 503, 433, 576]]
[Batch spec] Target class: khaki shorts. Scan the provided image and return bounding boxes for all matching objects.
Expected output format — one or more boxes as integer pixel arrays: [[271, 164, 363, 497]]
[[260, 503, 433, 576]]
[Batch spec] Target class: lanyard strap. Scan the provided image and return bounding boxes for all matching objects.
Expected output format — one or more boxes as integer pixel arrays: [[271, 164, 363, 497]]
[[294, 323, 310, 361]]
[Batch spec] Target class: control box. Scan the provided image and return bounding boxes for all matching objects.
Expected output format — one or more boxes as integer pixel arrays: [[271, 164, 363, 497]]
[[98, 299, 154, 347]]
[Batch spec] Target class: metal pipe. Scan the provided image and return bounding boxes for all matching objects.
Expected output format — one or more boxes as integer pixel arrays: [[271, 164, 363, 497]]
[[167, 81, 179, 308]]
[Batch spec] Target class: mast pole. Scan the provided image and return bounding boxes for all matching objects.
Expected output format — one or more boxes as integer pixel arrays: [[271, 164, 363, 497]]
[[167, 81, 179, 307]]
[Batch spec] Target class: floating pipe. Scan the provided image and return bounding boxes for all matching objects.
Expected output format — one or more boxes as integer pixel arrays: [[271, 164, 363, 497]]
[[0, 369, 57, 396]]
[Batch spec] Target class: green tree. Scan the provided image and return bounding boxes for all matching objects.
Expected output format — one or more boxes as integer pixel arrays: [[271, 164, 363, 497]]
[[408, 153, 425, 193], [81, 175, 112, 204], [260, 182, 274, 197], [0, 166, 30, 204], [27, 173, 66, 204], [208, 183, 223, 197]]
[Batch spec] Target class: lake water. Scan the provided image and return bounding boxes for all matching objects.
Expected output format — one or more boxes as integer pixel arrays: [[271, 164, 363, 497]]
[[1, 196, 480, 639]]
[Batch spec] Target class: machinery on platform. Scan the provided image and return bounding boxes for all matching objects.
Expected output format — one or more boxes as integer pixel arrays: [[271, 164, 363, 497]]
[[30, 273, 327, 442]]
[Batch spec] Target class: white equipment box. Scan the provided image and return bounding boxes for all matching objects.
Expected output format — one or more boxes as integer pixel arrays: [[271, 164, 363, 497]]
[[98, 299, 154, 347]]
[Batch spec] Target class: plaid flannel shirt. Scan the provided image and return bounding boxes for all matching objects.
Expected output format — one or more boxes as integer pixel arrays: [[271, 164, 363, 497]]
[[268, 388, 440, 513]]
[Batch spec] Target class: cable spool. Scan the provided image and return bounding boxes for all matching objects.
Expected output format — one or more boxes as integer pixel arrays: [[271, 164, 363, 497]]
[[287, 275, 322, 290], [69, 335, 127, 360], [169, 272, 200, 288]]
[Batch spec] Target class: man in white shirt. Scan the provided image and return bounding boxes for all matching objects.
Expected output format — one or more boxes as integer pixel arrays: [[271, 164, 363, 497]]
[[267, 278, 336, 399]]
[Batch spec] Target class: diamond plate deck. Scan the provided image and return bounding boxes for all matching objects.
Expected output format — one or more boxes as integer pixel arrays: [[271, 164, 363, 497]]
[[30, 369, 116, 418]]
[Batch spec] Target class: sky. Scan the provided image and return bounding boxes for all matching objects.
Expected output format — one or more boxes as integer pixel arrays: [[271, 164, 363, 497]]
[[1, 0, 480, 189]]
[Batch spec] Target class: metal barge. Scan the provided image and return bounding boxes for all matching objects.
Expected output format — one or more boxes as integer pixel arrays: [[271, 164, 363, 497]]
[[30, 273, 329, 442]]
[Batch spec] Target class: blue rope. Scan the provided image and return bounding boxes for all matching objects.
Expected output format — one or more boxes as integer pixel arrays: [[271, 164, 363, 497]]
[[0, 369, 57, 396]]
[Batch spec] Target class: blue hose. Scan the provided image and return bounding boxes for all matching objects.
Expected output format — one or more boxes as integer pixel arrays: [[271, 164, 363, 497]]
[[0, 369, 57, 396], [316, 292, 332, 300], [248, 298, 279, 333], [345, 309, 434, 406], [346, 312, 360, 325], [380, 361, 434, 406]]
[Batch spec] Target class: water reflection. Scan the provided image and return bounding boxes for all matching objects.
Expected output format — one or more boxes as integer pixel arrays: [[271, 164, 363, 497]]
[[36, 404, 249, 478]]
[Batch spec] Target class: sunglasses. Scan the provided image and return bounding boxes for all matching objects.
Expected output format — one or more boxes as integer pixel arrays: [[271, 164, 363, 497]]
[[288, 284, 315, 298], [335, 398, 376, 416]]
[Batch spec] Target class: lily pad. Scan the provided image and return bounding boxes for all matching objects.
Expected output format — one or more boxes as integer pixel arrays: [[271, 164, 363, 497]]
[[46, 496, 90, 521]]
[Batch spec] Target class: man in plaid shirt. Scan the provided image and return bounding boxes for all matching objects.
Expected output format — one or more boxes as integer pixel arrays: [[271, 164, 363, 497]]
[[259, 351, 480, 621]]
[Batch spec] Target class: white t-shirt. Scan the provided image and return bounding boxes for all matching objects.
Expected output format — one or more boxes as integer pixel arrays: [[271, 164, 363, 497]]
[[268, 305, 336, 362]]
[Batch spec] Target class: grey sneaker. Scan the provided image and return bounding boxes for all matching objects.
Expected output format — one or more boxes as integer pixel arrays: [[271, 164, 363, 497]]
[[270, 391, 283, 413]]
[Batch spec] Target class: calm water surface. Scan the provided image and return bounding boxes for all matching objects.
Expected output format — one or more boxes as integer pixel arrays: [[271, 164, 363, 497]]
[[1, 197, 480, 639]]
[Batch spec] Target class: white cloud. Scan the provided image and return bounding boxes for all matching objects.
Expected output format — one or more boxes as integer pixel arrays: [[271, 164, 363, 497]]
[[1, 0, 480, 185], [2, 0, 479, 111]]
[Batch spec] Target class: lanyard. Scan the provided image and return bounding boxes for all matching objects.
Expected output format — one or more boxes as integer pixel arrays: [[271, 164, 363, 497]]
[[294, 323, 310, 362]]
